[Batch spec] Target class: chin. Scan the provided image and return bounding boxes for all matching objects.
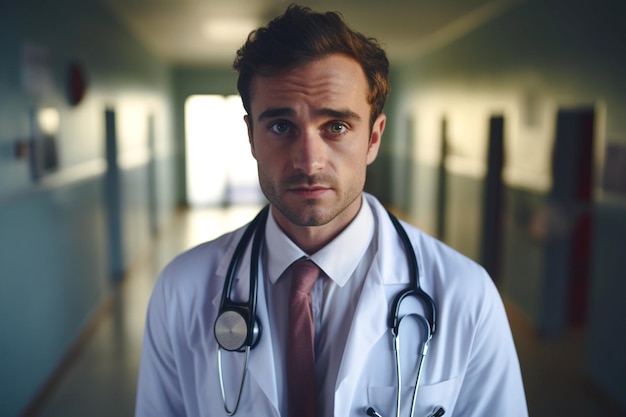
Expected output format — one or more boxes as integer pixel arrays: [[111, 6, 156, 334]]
[[277, 202, 333, 227]]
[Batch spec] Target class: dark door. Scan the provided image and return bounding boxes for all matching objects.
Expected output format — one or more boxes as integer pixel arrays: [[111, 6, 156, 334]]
[[105, 108, 124, 280], [480, 115, 505, 285], [147, 113, 159, 237], [436, 116, 448, 241], [545, 106, 594, 331]]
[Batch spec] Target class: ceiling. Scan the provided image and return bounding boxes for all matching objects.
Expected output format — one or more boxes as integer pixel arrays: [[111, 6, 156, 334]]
[[99, 0, 524, 67]]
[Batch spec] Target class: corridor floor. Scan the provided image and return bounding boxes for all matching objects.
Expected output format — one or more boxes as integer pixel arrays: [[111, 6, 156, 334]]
[[27, 205, 626, 417]]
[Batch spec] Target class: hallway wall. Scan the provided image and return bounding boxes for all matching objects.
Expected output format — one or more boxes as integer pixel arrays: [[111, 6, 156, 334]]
[[372, 0, 625, 409], [0, 1, 176, 415]]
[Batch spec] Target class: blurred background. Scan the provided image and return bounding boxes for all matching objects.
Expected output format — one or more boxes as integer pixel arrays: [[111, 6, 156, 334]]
[[1, 0, 625, 416]]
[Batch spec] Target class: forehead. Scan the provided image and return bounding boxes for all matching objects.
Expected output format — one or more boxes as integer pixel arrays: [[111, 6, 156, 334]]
[[248, 54, 370, 116]]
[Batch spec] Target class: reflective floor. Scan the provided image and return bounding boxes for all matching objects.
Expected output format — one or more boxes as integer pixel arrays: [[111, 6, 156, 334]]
[[27, 206, 626, 417]]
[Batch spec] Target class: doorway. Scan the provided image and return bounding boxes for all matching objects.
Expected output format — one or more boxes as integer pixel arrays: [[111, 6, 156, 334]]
[[543, 106, 595, 332], [184, 95, 262, 207]]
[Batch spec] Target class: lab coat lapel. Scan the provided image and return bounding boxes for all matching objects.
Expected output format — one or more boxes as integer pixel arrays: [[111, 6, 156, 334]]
[[211, 241, 280, 415], [334, 250, 389, 415], [334, 199, 412, 415]]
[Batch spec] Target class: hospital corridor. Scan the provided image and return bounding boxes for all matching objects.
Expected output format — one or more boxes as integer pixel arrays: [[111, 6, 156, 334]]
[[2, 0, 626, 416]]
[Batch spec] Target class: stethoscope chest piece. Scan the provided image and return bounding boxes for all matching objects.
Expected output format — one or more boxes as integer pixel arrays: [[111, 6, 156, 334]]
[[215, 309, 261, 352]]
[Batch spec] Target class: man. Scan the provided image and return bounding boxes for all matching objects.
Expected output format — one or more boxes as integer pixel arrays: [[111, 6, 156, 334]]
[[136, 5, 528, 417]]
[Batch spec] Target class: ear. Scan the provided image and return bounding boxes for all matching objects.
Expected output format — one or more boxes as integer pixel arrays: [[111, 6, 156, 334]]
[[244, 114, 257, 159], [366, 113, 386, 165]]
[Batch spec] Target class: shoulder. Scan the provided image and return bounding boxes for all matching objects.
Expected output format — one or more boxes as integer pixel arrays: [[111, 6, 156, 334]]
[[404, 223, 488, 285], [402, 221, 506, 348], [150, 226, 245, 303], [366, 193, 497, 313]]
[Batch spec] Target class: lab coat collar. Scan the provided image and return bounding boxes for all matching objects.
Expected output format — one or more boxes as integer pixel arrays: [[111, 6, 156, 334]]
[[365, 193, 413, 286]]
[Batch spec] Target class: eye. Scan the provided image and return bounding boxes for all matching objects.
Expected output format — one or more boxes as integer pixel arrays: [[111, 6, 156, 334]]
[[328, 122, 348, 135], [269, 121, 292, 134]]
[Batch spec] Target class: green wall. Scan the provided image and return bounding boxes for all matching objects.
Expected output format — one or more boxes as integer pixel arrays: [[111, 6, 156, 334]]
[[0, 1, 176, 415]]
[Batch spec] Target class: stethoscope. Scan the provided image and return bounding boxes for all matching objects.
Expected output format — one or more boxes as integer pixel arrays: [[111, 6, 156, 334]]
[[213, 205, 439, 417]]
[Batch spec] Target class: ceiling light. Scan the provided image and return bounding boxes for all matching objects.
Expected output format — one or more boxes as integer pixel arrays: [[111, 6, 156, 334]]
[[202, 18, 257, 44]]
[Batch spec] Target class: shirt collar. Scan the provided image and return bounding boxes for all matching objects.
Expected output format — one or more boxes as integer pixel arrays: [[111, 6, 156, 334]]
[[265, 196, 375, 287]]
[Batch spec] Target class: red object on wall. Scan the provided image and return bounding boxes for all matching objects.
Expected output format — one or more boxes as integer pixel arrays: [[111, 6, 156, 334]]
[[67, 62, 88, 106]]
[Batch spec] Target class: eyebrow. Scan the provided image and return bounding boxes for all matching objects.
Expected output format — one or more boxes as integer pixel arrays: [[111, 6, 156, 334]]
[[320, 108, 362, 122], [257, 107, 294, 121], [257, 107, 362, 122]]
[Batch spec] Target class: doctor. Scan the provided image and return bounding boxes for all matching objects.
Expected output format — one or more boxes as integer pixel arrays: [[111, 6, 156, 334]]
[[135, 4, 528, 417]]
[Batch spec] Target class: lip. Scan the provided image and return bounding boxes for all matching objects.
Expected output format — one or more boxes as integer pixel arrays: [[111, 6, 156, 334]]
[[288, 185, 330, 198]]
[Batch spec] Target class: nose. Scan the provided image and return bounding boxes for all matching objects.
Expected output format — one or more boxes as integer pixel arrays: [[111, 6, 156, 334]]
[[293, 129, 325, 175]]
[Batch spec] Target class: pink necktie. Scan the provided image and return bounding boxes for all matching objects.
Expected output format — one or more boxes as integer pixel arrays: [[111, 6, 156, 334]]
[[287, 259, 320, 417]]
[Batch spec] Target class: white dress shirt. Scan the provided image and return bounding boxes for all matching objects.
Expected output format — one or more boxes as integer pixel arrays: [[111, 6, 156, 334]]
[[263, 197, 375, 416]]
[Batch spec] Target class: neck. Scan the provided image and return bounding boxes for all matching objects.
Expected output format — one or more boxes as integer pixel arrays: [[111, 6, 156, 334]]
[[271, 196, 362, 254]]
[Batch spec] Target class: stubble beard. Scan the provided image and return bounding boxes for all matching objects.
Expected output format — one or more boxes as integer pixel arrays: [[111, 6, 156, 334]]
[[258, 171, 362, 227]]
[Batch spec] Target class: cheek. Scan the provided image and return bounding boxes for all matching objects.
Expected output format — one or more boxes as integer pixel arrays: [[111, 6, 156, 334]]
[[254, 146, 273, 162], [337, 151, 367, 178], [254, 151, 281, 177]]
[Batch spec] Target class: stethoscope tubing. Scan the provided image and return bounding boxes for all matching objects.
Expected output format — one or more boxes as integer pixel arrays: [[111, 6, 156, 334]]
[[215, 206, 268, 415], [217, 345, 250, 415], [215, 205, 438, 417], [387, 211, 437, 336]]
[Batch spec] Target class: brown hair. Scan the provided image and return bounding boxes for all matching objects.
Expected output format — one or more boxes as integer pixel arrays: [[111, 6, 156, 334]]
[[233, 4, 390, 125]]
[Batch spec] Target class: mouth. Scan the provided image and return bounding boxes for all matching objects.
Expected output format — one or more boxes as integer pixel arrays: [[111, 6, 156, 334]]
[[288, 185, 331, 198], [283, 173, 334, 199]]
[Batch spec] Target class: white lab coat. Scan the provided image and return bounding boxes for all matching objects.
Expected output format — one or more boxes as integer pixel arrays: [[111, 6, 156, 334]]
[[136, 194, 528, 417]]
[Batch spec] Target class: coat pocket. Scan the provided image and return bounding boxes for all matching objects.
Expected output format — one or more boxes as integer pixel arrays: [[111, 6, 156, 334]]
[[367, 376, 459, 417]]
